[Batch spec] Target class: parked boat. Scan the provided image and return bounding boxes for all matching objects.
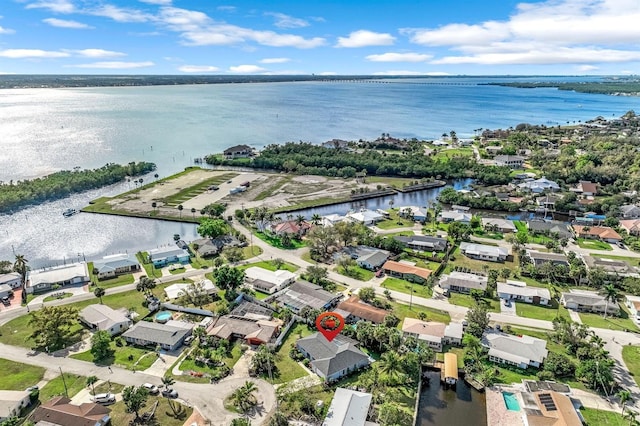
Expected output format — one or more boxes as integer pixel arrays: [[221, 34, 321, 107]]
[[62, 208, 78, 217]]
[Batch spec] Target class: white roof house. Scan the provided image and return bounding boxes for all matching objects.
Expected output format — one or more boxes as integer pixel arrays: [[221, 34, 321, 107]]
[[439, 271, 488, 293], [439, 210, 472, 223], [245, 267, 297, 294], [401, 318, 463, 351], [0, 272, 22, 289], [481, 218, 517, 233], [518, 177, 560, 193], [26, 263, 89, 294], [347, 209, 384, 225], [497, 281, 551, 305], [92, 253, 140, 278], [560, 290, 620, 315], [459, 242, 509, 262], [482, 330, 548, 369], [164, 279, 217, 300], [0, 390, 31, 421], [322, 388, 373, 426], [79, 304, 132, 336], [322, 214, 347, 227]]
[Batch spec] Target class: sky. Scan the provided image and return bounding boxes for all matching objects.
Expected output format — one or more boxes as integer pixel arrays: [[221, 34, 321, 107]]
[[0, 0, 639, 75]]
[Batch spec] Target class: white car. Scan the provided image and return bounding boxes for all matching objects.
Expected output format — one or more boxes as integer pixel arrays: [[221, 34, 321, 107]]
[[142, 383, 159, 395], [93, 393, 116, 404]]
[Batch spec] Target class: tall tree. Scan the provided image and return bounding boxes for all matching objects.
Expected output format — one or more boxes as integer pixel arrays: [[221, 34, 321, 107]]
[[90, 330, 113, 361], [13, 254, 28, 303], [28, 306, 79, 351], [93, 287, 105, 304], [618, 389, 632, 414], [310, 213, 322, 226], [600, 283, 619, 319], [136, 276, 156, 296], [465, 303, 490, 338], [212, 266, 245, 291], [177, 204, 184, 218], [122, 386, 149, 420], [86, 376, 98, 396], [197, 218, 228, 239], [305, 265, 328, 284]]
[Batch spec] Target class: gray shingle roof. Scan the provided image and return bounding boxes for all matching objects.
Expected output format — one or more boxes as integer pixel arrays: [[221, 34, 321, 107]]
[[122, 321, 190, 347], [275, 281, 339, 311], [297, 333, 369, 377], [482, 330, 548, 365], [93, 254, 139, 274], [394, 235, 448, 251]]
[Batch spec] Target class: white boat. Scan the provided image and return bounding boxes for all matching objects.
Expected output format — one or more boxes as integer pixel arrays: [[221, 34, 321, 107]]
[[62, 208, 78, 217]]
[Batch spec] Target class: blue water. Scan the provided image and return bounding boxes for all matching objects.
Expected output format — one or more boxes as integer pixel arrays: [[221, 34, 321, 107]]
[[155, 311, 172, 322], [503, 392, 521, 411]]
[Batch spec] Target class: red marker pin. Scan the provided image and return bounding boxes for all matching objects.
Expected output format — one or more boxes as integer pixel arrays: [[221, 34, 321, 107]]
[[315, 312, 345, 342]]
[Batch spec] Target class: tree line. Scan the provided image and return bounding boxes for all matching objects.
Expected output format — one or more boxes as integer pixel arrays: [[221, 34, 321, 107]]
[[0, 161, 156, 213]]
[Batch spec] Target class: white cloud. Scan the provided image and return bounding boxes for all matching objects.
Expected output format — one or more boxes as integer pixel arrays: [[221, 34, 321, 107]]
[[25, 0, 75, 13], [229, 64, 266, 73], [71, 61, 155, 69], [157, 7, 211, 32], [432, 47, 640, 65], [265, 12, 309, 29], [261, 69, 308, 75], [89, 5, 152, 23], [260, 57, 290, 64], [318, 71, 337, 75], [0, 49, 69, 58], [372, 70, 433, 76], [139, 0, 172, 4], [178, 65, 219, 72], [366, 52, 432, 62], [42, 18, 93, 29], [577, 65, 599, 72], [0, 26, 15, 34], [403, 22, 509, 47], [336, 30, 395, 48], [72, 49, 126, 58]]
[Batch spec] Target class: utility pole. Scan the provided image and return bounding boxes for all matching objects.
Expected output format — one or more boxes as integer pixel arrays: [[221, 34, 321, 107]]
[[59, 367, 69, 398]]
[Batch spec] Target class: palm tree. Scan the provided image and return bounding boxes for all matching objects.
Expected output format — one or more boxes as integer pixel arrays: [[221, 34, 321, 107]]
[[136, 277, 156, 296], [177, 204, 184, 218], [618, 389, 632, 414], [600, 284, 620, 319], [389, 199, 394, 210], [161, 376, 175, 391], [379, 352, 404, 385], [94, 287, 106, 304], [86, 376, 98, 396], [151, 201, 157, 213], [13, 254, 28, 303], [295, 215, 305, 226], [310, 214, 322, 226], [624, 408, 640, 426], [191, 207, 196, 219]]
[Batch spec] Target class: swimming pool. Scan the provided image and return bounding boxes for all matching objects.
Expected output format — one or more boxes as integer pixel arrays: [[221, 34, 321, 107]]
[[502, 392, 521, 411], [155, 311, 172, 323]]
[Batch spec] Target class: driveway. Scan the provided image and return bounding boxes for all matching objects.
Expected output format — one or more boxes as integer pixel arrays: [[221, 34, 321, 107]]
[[567, 309, 583, 323], [500, 300, 517, 315]]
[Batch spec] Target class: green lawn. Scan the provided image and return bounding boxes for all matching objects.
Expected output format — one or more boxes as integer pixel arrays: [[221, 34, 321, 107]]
[[337, 265, 375, 281], [253, 291, 270, 300], [43, 292, 73, 302], [0, 358, 45, 390], [576, 238, 613, 251], [178, 343, 243, 382], [255, 231, 306, 250], [70, 341, 157, 371], [93, 381, 125, 395], [622, 345, 640, 387], [433, 148, 473, 159], [300, 250, 317, 264], [135, 252, 161, 278], [390, 301, 451, 324], [448, 292, 500, 312], [169, 267, 186, 275], [580, 408, 626, 426], [515, 301, 570, 322], [270, 323, 312, 384], [579, 304, 638, 332], [382, 230, 416, 238], [239, 260, 299, 272], [40, 373, 87, 401], [88, 262, 136, 289], [242, 245, 263, 259], [445, 247, 517, 274], [513, 221, 556, 245], [382, 277, 433, 299], [163, 172, 238, 206], [366, 176, 415, 189], [376, 210, 415, 230], [592, 254, 640, 266], [109, 396, 193, 426], [436, 347, 465, 368]]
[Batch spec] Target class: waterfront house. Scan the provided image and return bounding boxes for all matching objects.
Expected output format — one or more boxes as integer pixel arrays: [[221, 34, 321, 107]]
[[341, 246, 390, 270], [31, 396, 111, 426], [296, 333, 371, 382], [122, 321, 192, 351], [526, 220, 572, 239], [438, 210, 472, 223], [92, 253, 140, 280], [321, 214, 347, 227], [625, 295, 640, 321], [401, 318, 463, 351], [337, 296, 389, 324], [322, 139, 350, 150], [223, 144, 254, 159], [0, 390, 31, 422], [382, 260, 432, 284], [485, 145, 503, 157], [620, 219, 640, 236], [0, 272, 21, 289], [346, 209, 384, 226], [482, 330, 548, 369], [439, 271, 488, 294], [394, 235, 448, 252], [398, 205, 428, 222], [497, 281, 551, 305], [582, 255, 639, 278], [164, 279, 217, 300], [571, 181, 598, 196], [459, 242, 509, 262], [0, 284, 12, 300], [535, 194, 562, 210], [522, 390, 583, 426], [494, 155, 525, 168], [148, 247, 190, 268], [323, 388, 373, 426], [572, 225, 622, 243], [244, 267, 296, 294], [79, 304, 132, 336], [560, 290, 620, 315], [481, 218, 516, 233], [193, 235, 244, 257], [518, 177, 560, 193], [273, 281, 341, 313], [621, 205, 640, 219], [26, 263, 89, 294], [271, 220, 312, 237], [526, 250, 569, 267]]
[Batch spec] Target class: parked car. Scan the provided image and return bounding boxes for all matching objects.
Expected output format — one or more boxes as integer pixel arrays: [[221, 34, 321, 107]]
[[183, 336, 195, 345], [93, 393, 116, 404], [503, 299, 511, 307], [375, 270, 384, 278], [142, 383, 159, 395], [162, 388, 178, 398], [1, 297, 10, 306]]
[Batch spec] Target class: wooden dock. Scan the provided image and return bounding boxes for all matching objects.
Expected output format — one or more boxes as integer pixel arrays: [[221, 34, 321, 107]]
[[464, 376, 485, 392]]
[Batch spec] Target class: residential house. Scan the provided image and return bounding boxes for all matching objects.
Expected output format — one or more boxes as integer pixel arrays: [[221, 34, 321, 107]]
[[322, 388, 373, 426], [497, 281, 551, 305], [401, 318, 463, 351], [346, 209, 384, 226], [621, 205, 640, 219], [625, 295, 640, 322], [572, 225, 622, 243], [193, 235, 244, 258], [398, 205, 428, 222], [620, 219, 640, 236], [482, 330, 548, 369], [164, 279, 217, 300], [296, 333, 371, 382], [273, 281, 341, 313], [321, 214, 347, 227], [521, 391, 583, 426], [341, 246, 390, 270], [439, 271, 488, 294], [526, 220, 572, 239], [322, 139, 350, 150], [244, 266, 296, 294], [0, 284, 11, 300], [382, 260, 432, 284], [526, 250, 569, 267], [560, 290, 620, 315], [485, 145, 503, 156], [223, 144, 254, 159], [518, 177, 560, 193], [31, 396, 111, 426], [572, 181, 598, 196], [0, 390, 31, 422], [79, 304, 132, 336], [337, 296, 389, 324], [394, 235, 448, 252], [26, 263, 89, 294], [582, 255, 640, 278], [92, 253, 140, 280], [439, 210, 472, 223], [0, 272, 21, 289], [481, 218, 516, 233], [494, 155, 525, 168], [122, 321, 192, 351], [271, 220, 312, 236], [148, 247, 190, 268], [535, 194, 562, 210], [207, 314, 280, 346], [459, 242, 509, 262]]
